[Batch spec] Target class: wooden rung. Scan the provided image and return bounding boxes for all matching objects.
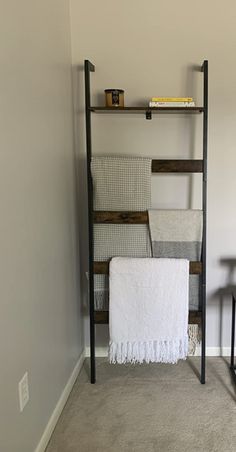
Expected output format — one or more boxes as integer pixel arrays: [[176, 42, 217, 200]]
[[94, 210, 204, 226], [190, 261, 202, 274], [94, 211, 148, 224], [95, 310, 202, 325], [152, 159, 203, 173], [94, 261, 202, 275]]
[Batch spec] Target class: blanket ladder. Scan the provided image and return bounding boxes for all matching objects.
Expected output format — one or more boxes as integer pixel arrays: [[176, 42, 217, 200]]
[[84, 60, 208, 384]]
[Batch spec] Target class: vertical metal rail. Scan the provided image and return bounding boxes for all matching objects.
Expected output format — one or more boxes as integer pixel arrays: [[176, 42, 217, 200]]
[[84, 60, 96, 383], [201, 60, 208, 384]]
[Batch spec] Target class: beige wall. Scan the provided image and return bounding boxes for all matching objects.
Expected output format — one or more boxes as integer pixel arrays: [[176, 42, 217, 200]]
[[70, 0, 236, 349], [0, 2, 83, 451]]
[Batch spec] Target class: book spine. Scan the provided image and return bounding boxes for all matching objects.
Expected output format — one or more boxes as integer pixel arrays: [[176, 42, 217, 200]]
[[149, 101, 195, 107], [151, 97, 193, 102]]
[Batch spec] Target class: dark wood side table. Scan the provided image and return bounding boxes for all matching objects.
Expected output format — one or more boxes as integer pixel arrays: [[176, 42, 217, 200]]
[[230, 292, 236, 383]]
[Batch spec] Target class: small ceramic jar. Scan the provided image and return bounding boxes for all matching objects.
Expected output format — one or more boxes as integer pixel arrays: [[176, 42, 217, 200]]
[[105, 89, 124, 107]]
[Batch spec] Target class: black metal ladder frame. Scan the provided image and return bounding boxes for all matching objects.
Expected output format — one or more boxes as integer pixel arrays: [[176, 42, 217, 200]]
[[84, 59, 208, 384]]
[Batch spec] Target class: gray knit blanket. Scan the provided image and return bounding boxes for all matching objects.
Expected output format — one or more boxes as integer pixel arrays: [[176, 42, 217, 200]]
[[91, 156, 151, 212], [148, 209, 203, 310], [92, 156, 152, 309]]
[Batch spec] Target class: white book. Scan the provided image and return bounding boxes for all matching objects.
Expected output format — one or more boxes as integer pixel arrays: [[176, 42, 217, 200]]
[[149, 101, 195, 107]]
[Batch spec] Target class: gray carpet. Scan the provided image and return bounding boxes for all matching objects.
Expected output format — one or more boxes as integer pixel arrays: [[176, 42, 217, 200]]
[[46, 358, 236, 452]]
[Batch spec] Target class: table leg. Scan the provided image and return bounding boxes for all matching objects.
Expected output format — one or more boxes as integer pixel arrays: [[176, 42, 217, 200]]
[[230, 294, 235, 369]]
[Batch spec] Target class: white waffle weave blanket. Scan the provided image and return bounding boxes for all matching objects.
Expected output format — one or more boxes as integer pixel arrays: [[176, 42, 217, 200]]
[[109, 257, 189, 364]]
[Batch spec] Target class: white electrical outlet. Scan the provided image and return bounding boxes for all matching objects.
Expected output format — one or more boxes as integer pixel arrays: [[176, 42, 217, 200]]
[[18, 372, 29, 412]]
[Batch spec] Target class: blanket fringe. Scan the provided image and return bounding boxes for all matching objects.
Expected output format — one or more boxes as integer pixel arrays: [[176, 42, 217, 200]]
[[109, 337, 188, 364], [188, 324, 200, 355]]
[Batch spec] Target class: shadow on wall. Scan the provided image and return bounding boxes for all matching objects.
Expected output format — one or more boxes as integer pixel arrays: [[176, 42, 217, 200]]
[[220, 258, 236, 288], [185, 63, 202, 209], [71, 63, 89, 316]]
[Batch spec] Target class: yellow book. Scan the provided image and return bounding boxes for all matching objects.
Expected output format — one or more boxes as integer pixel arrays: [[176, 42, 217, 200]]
[[151, 97, 193, 102]]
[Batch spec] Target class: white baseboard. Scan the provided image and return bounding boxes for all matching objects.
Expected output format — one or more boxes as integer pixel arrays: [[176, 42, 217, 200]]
[[85, 346, 109, 357], [35, 350, 85, 452], [85, 346, 231, 358], [194, 346, 231, 357]]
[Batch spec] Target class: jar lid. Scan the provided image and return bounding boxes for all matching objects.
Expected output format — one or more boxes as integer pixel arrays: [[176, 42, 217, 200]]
[[104, 89, 124, 93]]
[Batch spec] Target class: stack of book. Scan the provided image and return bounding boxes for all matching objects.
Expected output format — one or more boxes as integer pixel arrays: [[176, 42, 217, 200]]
[[149, 97, 195, 107]]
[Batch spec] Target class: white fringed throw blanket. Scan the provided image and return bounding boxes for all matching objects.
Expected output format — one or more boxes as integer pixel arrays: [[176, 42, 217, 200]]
[[109, 257, 189, 364]]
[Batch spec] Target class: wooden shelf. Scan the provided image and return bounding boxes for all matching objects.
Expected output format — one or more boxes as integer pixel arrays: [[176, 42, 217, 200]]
[[90, 106, 204, 114], [94, 260, 202, 275], [95, 310, 202, 325]]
